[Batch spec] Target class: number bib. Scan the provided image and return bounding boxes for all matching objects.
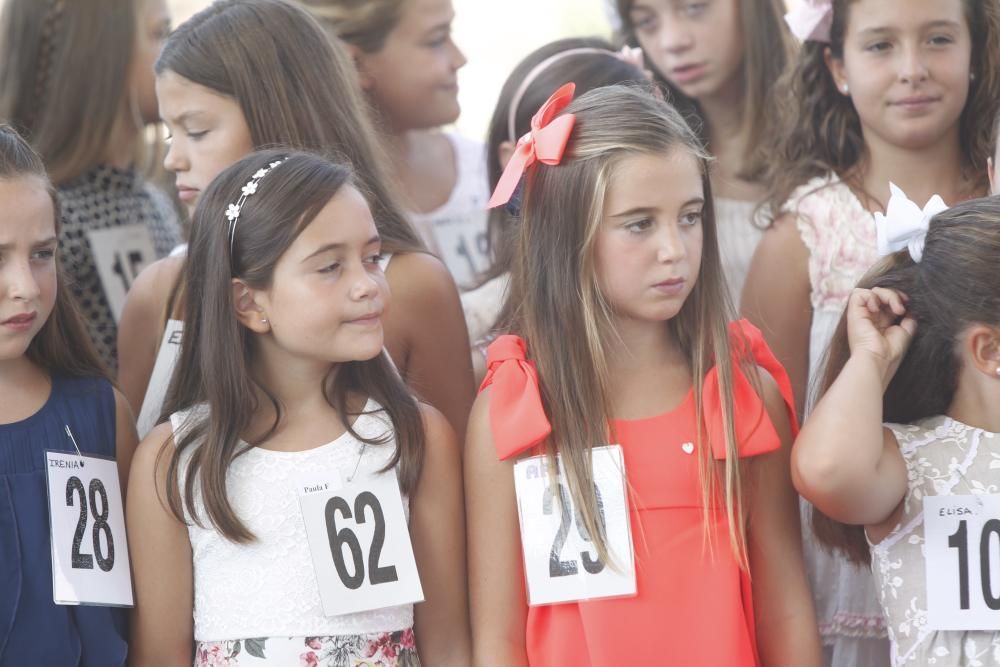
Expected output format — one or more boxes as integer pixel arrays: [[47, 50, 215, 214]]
[[924, 494, 1000, 630], [136, 320, 184, 438], [298, 467, 423, 617], [86, 224, 156, 322], [513, 445, 636, 606], [45, 451, 133, 607], [432, 212, 489, 288]]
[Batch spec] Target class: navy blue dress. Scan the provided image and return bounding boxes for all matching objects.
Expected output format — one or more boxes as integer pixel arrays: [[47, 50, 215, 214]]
[[0, 376, 127, 666]]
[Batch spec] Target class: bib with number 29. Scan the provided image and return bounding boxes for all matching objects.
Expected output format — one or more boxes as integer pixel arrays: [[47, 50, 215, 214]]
[[513, 445, 636, 606], [298, 467, 423, 617], [924, 494, 1000, 630], [45, 451, 133, 607]]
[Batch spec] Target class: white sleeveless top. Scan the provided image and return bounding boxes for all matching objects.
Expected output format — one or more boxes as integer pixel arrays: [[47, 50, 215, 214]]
[[872, 417, 1000, 666], [169, 399, 413, 642]]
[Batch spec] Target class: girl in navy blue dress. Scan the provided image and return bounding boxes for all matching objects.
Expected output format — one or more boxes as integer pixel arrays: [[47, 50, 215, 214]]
[[0, 125, 138, 665]]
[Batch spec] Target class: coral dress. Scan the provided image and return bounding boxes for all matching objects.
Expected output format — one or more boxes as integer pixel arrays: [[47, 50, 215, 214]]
[[482, 320, 797, 666]]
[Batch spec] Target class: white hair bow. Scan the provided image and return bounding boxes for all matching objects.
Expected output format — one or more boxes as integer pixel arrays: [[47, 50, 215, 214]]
[[784, 0, 833, 43], [874, 183, 948, 263]]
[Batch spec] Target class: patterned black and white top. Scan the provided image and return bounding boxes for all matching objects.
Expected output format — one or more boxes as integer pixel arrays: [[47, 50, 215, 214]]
[[58, 164, 182, 371]]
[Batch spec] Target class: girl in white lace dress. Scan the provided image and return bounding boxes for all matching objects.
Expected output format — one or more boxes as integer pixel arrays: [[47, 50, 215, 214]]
[[743, 1, 1000, 663], [793, 194, 1000, 666], [126, 151, 469, 666]]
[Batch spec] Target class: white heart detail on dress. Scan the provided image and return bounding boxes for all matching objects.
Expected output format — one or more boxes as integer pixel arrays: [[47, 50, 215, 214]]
[[681, 442, 694, 455]]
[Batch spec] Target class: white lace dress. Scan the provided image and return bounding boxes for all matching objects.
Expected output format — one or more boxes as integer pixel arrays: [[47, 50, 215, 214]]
[[873, 417, 1000, 666], [169, 399, 420, 667], [784, 174, 890, 666]]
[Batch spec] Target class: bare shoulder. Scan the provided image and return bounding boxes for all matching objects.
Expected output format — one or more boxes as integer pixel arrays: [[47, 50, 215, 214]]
[[131, 421, 176, 481], [124, 255, 185, 320], [384, 251, 459, 306]]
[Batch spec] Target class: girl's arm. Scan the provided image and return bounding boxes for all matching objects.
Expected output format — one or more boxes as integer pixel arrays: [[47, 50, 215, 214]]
[[383, 252, 475, 442], [127, 422, 194, 665], [113, 388, 139, 492], [410, 404, 471, 665], [741, 214, 813, 417], [748, 370, 822, 667], [792, 287, 913, 526], [464, 389, 529, 667], [117, 256, 184, 416]]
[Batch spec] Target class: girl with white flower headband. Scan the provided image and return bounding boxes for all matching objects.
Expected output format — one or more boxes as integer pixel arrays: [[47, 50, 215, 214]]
[[742, 1, 1000, 663], [127, 149, 469, 666], [793, 193, 1000, 666]]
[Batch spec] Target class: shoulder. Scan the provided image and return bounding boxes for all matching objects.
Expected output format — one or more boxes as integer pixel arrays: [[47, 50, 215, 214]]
[[125, 255, 185, 319], [384, 251, 460, 307]]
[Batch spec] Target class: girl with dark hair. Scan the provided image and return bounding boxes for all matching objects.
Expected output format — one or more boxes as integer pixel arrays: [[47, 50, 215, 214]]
[[793, 193, 1000, 665], [0, 125, 137, 665], [742, 1, 1000, 661], [127, 150, 469, 665]]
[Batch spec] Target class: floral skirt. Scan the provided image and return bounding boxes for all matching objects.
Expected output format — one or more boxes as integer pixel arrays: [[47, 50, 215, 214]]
[[195, 629, 420, 666]]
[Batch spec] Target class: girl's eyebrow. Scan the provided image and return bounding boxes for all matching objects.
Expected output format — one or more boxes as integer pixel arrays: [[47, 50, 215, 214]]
[[859, 19, 962, 36], [301, 235, 381, 263], [609, 198, 705, 219]]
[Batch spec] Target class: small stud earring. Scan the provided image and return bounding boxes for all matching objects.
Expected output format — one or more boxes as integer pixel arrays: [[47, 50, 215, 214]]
[[261, 318, 269, 325], [971, 72, 977, 82], [842, 84, 849, 94]]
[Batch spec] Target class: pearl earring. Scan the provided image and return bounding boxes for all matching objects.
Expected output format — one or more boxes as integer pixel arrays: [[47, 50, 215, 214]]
[[261, 318, 269, 325], [842, 84, 849, 94]]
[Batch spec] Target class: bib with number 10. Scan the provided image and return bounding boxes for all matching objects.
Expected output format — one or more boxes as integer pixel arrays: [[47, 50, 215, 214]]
[[513, 445, 636, 606], [45, 451, 133, 607], [298, 467, 423, 617], [924, 494, 1000, 630]]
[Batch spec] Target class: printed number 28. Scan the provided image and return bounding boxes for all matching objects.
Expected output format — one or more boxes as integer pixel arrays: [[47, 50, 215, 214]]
[[325, 492, 399, 590], [66, 476, 115, 572], [543, 482, 606, 578]]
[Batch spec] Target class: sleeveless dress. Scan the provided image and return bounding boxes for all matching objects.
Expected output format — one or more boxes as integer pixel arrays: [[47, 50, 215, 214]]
[[0, 375, 127, 666], [714, 197, 766, 306], [871, 417, 1000, 666], [169, 398, 419, 666], [482, 320, 798, 666], [783, 173, 889, 666]]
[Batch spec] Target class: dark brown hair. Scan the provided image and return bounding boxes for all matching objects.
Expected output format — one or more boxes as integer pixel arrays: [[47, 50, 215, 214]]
[[616, 0, 795, 181], [812, 197, 1000, 564], [0, 125, 109, 379], [763, 0, 1000, 218], [0, 0, 140, 184], [155, 0, 424, 256], [480, 38, 649, 292], [161, 149, 425, 543], [298, 0, 404, 53]]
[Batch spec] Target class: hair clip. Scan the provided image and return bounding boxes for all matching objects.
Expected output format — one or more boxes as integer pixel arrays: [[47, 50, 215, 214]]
[[785, 0, 833, 43], [874, 183, 948, 263], [226, 158, 288, 253]]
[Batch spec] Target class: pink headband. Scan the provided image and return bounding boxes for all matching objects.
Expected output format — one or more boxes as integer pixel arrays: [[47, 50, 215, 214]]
[[785, 0, 833, 43]]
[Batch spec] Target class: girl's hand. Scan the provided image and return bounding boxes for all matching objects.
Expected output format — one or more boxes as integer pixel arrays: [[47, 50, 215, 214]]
[[846, 287, 917, 373]]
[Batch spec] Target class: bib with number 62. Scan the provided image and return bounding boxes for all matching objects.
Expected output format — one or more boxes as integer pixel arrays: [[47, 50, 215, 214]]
[[298, 467, 423, 617], [45, 451, 133, 607], [924, 494, 1000, 630], [513, 445, 636, 606]]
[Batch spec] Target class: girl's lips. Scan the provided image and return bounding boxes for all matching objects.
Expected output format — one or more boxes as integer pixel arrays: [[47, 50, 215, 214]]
[[2, 311, 37, 331], [176, 187, 199, 203], [671, 63, 708, 85], [653, 279, 686, 295]]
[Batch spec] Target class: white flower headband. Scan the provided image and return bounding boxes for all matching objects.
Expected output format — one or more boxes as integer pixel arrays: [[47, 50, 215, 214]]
[[225, 158, 288, 253], [874, 183, 948, 263]]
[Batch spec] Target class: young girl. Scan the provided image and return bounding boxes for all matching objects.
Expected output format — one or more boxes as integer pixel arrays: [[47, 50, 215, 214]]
[[127, 149, 469, 665], [465, 84, 820, 665], [302, 0, 489, 288], [0, 125, 137, 664], [742, 1, 1000, 662], [462, 37, 647, 370], [792, 194, 1000, 665], [616, 0, 795, 302], [117, 0, 473, 439], [0, 0, 181, 371]]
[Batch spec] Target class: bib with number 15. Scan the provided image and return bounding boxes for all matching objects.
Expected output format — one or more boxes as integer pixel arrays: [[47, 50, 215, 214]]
[[513, 445, 636, 606]]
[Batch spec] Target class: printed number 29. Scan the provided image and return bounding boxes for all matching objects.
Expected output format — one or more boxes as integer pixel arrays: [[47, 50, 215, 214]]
[[66, 476, 115, 572], [948, 519, 1000, 611], [325, 492, 399, 590], [543, 482, 606, 578]]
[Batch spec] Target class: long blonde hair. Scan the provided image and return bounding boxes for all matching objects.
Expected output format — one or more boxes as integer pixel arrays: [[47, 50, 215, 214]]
[[502, 85, 751, 563]]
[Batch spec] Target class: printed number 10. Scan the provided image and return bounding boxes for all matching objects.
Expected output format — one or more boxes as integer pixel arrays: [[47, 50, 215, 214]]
[[947, 519, 1000, 611]]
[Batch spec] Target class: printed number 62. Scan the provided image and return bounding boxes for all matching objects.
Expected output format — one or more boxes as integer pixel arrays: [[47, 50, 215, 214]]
[[325, 492, 399, 590]]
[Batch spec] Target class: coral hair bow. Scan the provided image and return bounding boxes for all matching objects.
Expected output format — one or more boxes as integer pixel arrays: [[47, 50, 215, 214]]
[[479, 335, 552, 460], [874, 182, 948, 263], [487, 82, 577, 209], [785, 0, 834, 43]]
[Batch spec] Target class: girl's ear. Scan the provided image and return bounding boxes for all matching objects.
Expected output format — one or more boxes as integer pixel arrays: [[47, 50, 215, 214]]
[[965, 324, 1000, 378], [344, 41, 375, 91], [824, 47, 850, 97], [231, 279, 270, 333]]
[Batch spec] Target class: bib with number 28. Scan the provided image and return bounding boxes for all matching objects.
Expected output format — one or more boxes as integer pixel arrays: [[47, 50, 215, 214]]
[[513, 445, 636, 606], [298, 466, 423, 617], [45, 451, 133, 607], [924, 494, 1000, 631]]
